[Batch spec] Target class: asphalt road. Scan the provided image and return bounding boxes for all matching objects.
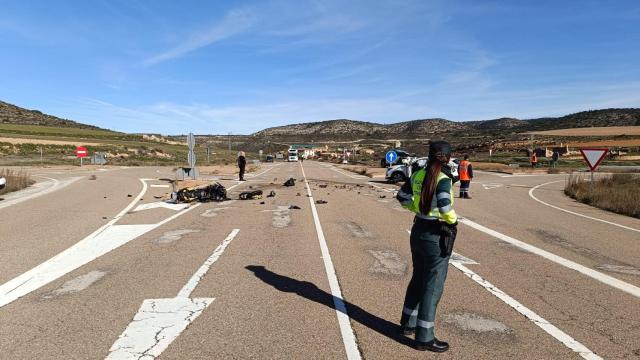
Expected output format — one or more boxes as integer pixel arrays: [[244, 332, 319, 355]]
[[0, 162, 639, 359]]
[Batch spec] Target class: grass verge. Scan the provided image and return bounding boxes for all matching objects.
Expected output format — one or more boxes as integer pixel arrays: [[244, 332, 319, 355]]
[[565, 173, 639, 218], [0, 168, 35, 195]]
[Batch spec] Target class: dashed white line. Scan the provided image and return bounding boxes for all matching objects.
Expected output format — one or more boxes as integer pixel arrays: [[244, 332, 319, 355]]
[[529, 180, 640, 234], [300, 162, 361, 360]]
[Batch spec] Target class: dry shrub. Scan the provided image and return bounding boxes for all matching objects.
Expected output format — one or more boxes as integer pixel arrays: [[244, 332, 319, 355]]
[[0, 168, 34, 195], [565, 173, 639, 218]]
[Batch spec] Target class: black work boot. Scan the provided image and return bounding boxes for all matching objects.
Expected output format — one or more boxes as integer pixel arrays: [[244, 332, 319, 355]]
[[415, 338, 449, 352]]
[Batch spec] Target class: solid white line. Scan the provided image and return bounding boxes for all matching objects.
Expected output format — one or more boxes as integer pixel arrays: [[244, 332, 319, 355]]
[[367, 182, 395, 193], [0, 176, 81, 210], [150, 184, 170, 188], [460, 217, 640, 299], [300, 162, 361, 360], [451, 262, 602, 360], [529, 180, 640, 234], [177, 229, 240, 298]]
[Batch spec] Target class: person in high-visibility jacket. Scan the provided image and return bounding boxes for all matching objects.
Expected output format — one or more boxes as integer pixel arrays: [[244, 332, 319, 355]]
[[531, 151, 537, 168], [457, 154, 473, 199], [396, 140, 458, 352]]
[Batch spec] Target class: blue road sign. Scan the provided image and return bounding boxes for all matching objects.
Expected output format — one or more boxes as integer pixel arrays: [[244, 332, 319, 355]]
[[385, 150, 398, 165]]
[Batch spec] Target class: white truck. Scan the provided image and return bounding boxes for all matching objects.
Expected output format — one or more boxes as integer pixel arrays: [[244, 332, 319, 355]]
[[287, 148, 299, 162], [0, 176, 6, 190]]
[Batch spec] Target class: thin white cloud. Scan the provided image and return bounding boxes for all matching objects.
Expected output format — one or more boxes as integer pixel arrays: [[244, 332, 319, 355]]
[[144, 7, 256, 65]]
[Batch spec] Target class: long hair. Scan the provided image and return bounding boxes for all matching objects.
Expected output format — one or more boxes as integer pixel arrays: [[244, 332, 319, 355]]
[[419, 161, 442, 215]]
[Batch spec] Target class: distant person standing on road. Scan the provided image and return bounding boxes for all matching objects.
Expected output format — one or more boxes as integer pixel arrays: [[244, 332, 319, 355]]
[[396, 141, 458, 353], [530, 151, 538, 168], [551, 151, 559, 168], [458, 154, 473, 199], [237, 151, 247, 181]]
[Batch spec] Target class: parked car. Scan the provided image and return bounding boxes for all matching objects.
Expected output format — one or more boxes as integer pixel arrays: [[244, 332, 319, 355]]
[[380, 149, 414, 167], [0, 176, 6, 190], [265, 155, 274, 162], [385, 157, 459, 183]]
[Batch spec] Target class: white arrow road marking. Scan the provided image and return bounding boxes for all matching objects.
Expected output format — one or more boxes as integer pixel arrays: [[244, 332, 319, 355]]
[[106, 229, 240, 360], [133, 202, 189, 212], [0, 180, 200, 308], [529, 180, 640, 234], [451, 262, 602, 360]]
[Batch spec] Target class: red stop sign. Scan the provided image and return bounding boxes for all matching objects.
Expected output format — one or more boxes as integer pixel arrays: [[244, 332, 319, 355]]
[[76, 146, 88, 158]]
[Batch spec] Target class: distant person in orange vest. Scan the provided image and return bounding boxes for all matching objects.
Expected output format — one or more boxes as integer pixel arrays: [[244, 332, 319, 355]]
[[457, 155, 473, 199], [531, 151, 538, 168]]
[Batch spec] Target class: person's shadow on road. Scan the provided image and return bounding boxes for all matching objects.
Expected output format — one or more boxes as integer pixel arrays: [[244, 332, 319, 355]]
[[245, 265, 413, 347]]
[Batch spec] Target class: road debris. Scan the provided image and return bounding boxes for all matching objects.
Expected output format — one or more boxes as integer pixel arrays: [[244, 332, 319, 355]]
[[267, 190, 276, 198], [289, 205, 301, 209], [171, 182, 228, 203], [315, 200, 328, 204], [239, 190, 263, 200], [88, 175, 97, 180], [284, 178, 296, 186], [319, 184, 328, 188]]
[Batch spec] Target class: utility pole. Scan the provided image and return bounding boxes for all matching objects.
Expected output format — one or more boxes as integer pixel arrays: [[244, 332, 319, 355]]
[[228, 132, 231, 152], [40, 146, 43, 167]]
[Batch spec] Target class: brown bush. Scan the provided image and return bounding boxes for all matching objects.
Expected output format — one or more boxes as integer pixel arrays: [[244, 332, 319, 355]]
[[565, 173, 639, 218], [0, 168, 34, 195]]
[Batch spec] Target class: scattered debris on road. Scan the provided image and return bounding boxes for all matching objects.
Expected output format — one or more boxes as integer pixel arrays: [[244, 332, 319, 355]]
[[315, 200, 328, 204], [88, 175, 97, 180], [284, 178, 295, 186], [172, 182, 228, 203], [319, 184, 328, 188], [267, 190, 276, 198], [239, 190, 263, 200], [289, 205, 301, 209]]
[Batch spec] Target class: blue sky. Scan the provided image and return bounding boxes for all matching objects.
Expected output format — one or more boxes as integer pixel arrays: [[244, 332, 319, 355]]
[[1, 0, 639, 134]]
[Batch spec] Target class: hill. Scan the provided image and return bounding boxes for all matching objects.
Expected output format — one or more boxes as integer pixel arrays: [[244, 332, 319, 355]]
[[253, 109, 640, 138], [0, 100, 107, 130]]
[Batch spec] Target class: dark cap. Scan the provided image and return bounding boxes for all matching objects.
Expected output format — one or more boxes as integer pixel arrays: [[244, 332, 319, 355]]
[[428, 140, 452, 163]]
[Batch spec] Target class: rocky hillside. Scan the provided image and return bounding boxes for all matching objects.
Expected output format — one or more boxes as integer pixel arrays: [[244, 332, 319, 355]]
[[253, 109, 640, 138], [0, 100, 106, 130]]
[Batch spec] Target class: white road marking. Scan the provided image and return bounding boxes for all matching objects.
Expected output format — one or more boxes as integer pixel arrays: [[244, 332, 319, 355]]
[[0, 179, 201, 308], [460, 217, 640, 299], [481, 183, 503, 190], [150, 184, 170, 188], [451, 261, 602, 360], [43, 270, 107, 299], [367, 182, 395, 193], [300, 162, 361, 360], [529, 180, 640, 234], [133, 201, 189, 212], [107, 229, 240, 360], [106, 297, 214, 360], [327, 164, 369, 180], [0, 176, 82, 210], [177, 229, 240, 298]]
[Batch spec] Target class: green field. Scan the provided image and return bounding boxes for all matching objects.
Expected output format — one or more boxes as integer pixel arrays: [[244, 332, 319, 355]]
[[0, 124, 141, 141]]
